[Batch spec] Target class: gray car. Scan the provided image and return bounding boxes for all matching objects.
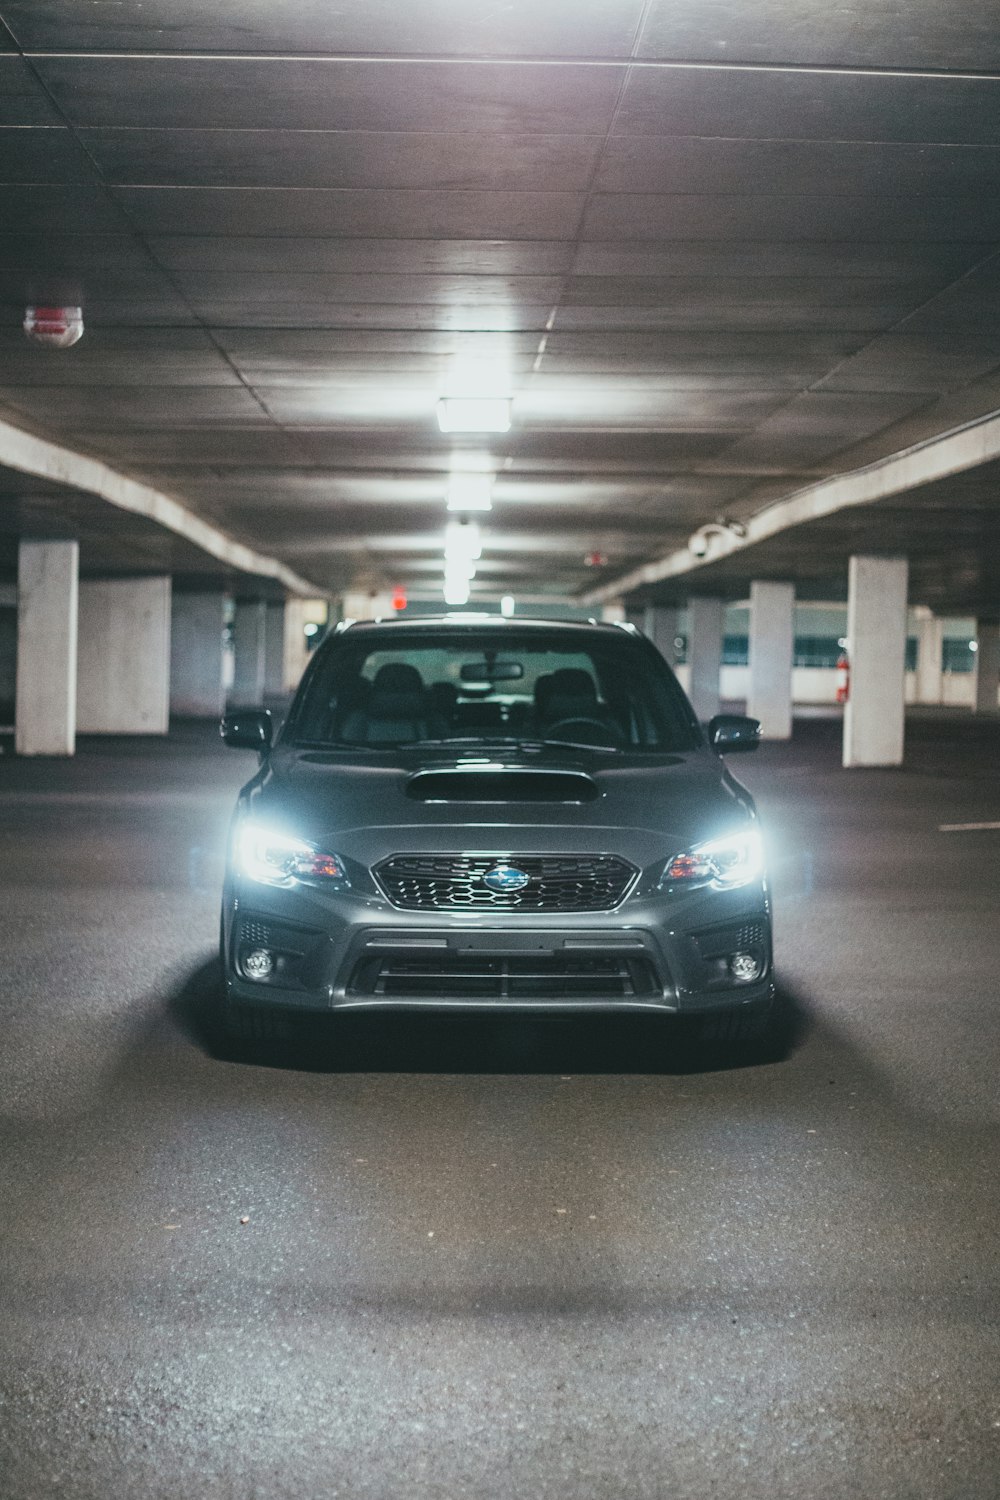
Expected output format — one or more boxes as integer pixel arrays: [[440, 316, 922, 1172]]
[[220, 617, 773, 1043]]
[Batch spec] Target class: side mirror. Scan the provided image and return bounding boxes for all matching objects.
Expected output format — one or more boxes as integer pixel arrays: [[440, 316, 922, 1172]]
[[220, 708, 272, 752], [708, 714, 761, 753]]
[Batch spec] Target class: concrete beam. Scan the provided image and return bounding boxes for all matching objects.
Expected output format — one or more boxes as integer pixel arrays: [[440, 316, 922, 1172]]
[[0, 414, 322, 600], [580, 407, 1000, 605]]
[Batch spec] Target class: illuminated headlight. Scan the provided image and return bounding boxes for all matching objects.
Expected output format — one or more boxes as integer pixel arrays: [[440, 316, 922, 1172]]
[[662, 829, 764, 889], [238, 823, 348, 888]]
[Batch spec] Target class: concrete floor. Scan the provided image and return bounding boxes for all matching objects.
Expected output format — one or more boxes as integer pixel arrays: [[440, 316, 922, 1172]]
[[0, 712, 998, 1499]]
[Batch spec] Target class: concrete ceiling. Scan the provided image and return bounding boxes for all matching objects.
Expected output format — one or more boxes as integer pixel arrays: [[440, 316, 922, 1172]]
[[1, 2, 1000, 611]]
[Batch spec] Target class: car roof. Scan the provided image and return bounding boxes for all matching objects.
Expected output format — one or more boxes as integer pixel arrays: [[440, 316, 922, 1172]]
[[335, 615, 637, 637]]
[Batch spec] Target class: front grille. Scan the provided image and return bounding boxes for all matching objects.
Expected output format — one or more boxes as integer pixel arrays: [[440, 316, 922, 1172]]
[[350, 952, 659, 1001], [373, 854, 638, 912]]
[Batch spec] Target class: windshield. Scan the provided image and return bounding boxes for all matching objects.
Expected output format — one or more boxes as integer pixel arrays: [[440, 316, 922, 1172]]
[[287, 628, 702, 754]]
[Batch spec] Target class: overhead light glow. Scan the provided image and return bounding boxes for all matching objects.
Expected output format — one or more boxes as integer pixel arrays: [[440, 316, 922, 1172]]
[[437, 397, 511, 434], [446, 473, 493, 512], [500, 595, 515, 617], [444, 520, 481, 562], [443, 579, 471, 606]]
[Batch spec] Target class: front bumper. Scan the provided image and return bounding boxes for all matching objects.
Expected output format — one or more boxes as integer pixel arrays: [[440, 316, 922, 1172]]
[[222, 876, 773, 1017]]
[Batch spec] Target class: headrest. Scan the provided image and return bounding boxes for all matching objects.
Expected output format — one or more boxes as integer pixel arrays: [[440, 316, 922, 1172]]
[[372, 662, 423, 695], [546, 668, 596, 701]]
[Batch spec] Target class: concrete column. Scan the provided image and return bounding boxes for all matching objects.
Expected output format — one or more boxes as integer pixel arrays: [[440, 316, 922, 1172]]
[[170, 591, 226, 717], [0, 581, 16, 727], [748, 581, 794, 740], [600, 599, 626, 623], [77, 576, 170, 734], [341, 590, 397, 622], [688, 596, 725, 722], [913, 608, 944, 705], [264, 601, 286, 697], [843, 555, 908, 768], [284, 599, 328, 694], [15, 540, 78, 755], [973, 620, 1000, 712], [232, 598, 267, 704], [643, 605, 679, 665]]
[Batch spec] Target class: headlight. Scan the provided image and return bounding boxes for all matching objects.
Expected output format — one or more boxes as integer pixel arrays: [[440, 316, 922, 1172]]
[[237, 823, 348, 888], [662, 828, 763, 889]]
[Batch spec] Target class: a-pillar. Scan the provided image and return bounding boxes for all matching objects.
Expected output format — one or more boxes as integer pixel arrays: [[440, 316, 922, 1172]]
[[15, 539, 78, 755], [973, 620, 1000, 712], [688, 596, 725, 722], [913, 607, 943, 705], [170, 590, 227, 717], [748, 580, 794, 739], [232, 598, 267, 704], [843, 555, 909, 768], [77, 576, 170, 733], [643, 605, 679, 665]]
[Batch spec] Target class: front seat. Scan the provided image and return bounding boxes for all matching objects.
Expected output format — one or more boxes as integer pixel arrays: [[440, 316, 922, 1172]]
[[339, 663, 446, 744], [537, 667, 619, 740]]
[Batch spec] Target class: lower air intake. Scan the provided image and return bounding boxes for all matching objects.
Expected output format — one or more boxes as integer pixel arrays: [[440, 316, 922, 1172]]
[[349, 952, 660, 1002]]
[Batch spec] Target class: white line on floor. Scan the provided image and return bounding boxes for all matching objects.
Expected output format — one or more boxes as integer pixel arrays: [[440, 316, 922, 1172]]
[[938, 821, 1000, 832]]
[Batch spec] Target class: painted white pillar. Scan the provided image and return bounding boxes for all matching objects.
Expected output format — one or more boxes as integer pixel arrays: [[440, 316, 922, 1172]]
[[973, 620, 1000, 712], [170, 591, 227, 717], [843, 555, 908, 768], [15, 539, 78, 756], [913, 608, 944, 705], [232, 598, 267, 703], [643, 605, 679, 665], [748, 580, 795, 739], [77, 576, 170, 734], [688, 596, 725, 722], [600, 599, 626, 623]]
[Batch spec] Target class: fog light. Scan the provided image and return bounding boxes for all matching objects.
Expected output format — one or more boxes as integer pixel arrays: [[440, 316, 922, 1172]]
[[244, 947, 275, 981], [729, 951, 762, 983]]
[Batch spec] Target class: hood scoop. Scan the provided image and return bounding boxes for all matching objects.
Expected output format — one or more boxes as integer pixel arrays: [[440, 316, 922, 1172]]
[[405, 768, 599, 804]]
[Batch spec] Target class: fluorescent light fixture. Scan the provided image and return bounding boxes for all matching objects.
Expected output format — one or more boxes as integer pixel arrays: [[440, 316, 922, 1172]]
[[437, 397, 511, 434], [446, 473, 493, 512], [500, 595, 515, 618], [444, 520, 481, 562], [443, 579, 471, 606], [444, 559, 477, 585]]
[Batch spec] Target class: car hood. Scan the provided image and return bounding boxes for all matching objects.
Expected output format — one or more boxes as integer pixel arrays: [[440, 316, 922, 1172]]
[[245, 744, 755, 870]]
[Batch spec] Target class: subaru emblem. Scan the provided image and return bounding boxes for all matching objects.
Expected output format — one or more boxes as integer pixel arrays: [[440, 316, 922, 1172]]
[[483, 863, 531, 894]]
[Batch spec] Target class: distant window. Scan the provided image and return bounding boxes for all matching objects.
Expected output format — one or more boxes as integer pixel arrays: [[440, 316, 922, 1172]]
[[942, 639, 976, 673], [722, 634, 748, 666]]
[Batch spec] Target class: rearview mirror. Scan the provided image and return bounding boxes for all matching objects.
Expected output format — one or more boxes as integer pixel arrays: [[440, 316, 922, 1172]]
[[708, 714, 761, 753], [459, 660, 524, 682], [220, 708, 273, 751]]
